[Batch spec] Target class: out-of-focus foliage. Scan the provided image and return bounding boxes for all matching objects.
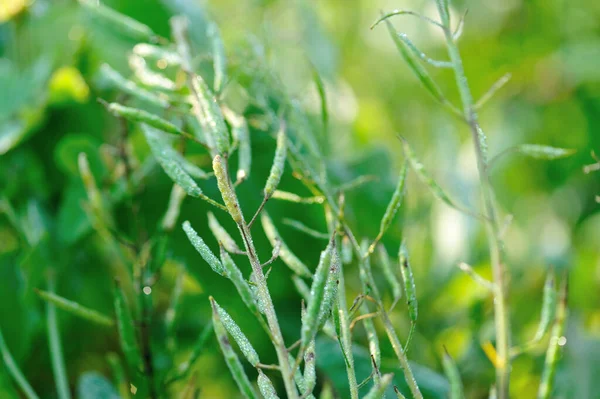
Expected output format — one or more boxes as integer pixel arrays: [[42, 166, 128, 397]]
[[0, 0, 598, 398]]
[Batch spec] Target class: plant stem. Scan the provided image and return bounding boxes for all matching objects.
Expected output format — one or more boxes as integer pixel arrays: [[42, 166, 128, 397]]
[[47, 270, 71, 399], [437, 5, 511, 398]]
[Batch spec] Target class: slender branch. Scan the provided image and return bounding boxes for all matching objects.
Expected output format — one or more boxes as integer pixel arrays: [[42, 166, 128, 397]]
[[436, 3, 511, 397]]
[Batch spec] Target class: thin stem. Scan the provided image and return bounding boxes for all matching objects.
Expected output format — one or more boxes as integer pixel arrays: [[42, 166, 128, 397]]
[[437, 5, 511, 398], [248, 196, 268, 230], [46, 271, 71, 399]]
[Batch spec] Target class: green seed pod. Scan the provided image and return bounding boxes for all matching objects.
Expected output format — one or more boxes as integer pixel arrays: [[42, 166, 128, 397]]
[[341, 235, 353, 264], [36, 289, 114, 327], [222, 108, 251, 182], [182, 221, 225, 276], [207, 21, 226, 93], [257, 370, 280, 399], [292, 275, 311, 301], [220, 247, 259, 316], [271, 190, 324, 204], [142, 126, 204, 197], [301, 239, 334, 347], [211, 299, 260, 367], [79, 0, 157, 43], [288, 353, 307, 394], [516, 144, 576, 160], [99, 64, 169, 108], [161, 184, 187, 232], [0, 328, 40, 399], [212, 155, 243, 224], [537, 278, 568, 399], [442, 348, 465, 399], [210, 297, 259, 399], [191, 75, 230, 155], [363, 373, 393, 399], [534, 271, 557, 341], [133, 43, 181, 65], [129, 54, 177, 91], [264, 123, 287, 199], [208, 211, 242, 253], [283, 218, 329, 240], [113, 281, 143, 374], [303, 339, 317, 396], [377, 245, 402, 304], [399, 242, 417, 323], [317, 244, 340, 328], [393, 386, 408, 399], [107, 102, 185, 135], [261, 212, 311, 277]]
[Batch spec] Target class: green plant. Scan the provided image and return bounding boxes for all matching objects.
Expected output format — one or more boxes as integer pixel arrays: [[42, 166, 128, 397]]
[[0, 1, 576, 398]]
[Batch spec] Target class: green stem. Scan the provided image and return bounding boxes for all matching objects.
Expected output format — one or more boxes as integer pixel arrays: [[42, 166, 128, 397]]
[[0, 328, 39, 399], [437, 6, 511, 398], [47, 271, 71, 399]]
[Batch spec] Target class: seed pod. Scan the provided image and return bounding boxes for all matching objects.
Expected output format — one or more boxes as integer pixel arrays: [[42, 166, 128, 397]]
[[260, 212, 312, 277], [377, 245, 402, 304], [113, 281, 143, 374], [161, 184, 187, 232], [533, 271, 557, 342], [516, 144, 576, 160], [271, 190, 324, 204], [264, 122, 287, 199], [538, 278, 568, 399], [288, 353, 308, 394], [210, 299, 260, 367], [358, 240, 381, 367], [191, 75, 230, 155], [341, 235, 353, 264], [79, 0, 157, 43], [36, 289, 114, 327], [210, 297, 259, 399], [292, 275, 311, 301], [0, 328, 40, 399], [182, 221, 225, 276], [442, 348, 465, 399], [301, 239, 334, 347], [393, 386, 407, 399], [303, 339, 317, 396], [213, 155, 243, 224], [107, 102, 181, 135], [368, 161, 407, 255], [399, 242, 417, 323], [133, 43, 181, 65], [257, 370, 280, 399], [222, 108, 251, 182], [317, 244, 340, 329], [220, 247, 259, 316], [142, 126, 204, 197], [207, 21, 226, 93], [99, 64, 169, 108], [129, 54, 177, 91], [283, 218, 329, 240], [208, 211, 242, 253], [363, 373, 393, 399]]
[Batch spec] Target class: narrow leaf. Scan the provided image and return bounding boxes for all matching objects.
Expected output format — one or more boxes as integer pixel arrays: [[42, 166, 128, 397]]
[[442, 349, 465, 399], [98, 64, 169, 108], [0, 328, 40, 399], [36, 289, 114, 327], [534, 271, 557, 341], [113, 281, 143, 375], [207, 21, 226, 93], [219, 247, 259, 316], [182, 221, 225, 276], [208, 211, 242, 253]]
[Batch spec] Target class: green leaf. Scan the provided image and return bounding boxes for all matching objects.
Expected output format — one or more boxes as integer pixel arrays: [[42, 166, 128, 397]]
[[36, 289, 115, 327]]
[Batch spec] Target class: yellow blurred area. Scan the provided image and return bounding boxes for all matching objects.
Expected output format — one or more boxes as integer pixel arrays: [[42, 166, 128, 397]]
[[0, 0, 28, 22], [435, 326, 471, 359], [48, 66, 90, 105]]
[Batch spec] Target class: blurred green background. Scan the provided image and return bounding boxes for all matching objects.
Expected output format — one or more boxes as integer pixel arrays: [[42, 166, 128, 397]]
[[1, 0, 599, 398]]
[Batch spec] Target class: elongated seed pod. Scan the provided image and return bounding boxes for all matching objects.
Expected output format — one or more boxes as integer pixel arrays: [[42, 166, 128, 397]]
[[533, 271, 557, 341], [107, 102, 181, 135], [342, 235, 353, 264], [99, 64, 169, 108], [292, 275, 311, 301], [192, 75, 230, 155], [537, 278, 568, 399], [113, 282, 143, 374], [368, 161, 407, 255], [211, 299, 260, 366], [394, 386, 408, 399], [264, 122, 287, 199], [220, 247, 259, 316], [363, 373, 393, 399], [301, 239, 334, 347], [222, 108, 251, 182], [287, 353, 308, 394], [358, 241, 381, 367], [161, 184, 187, 232], [283, 218, 329, 240], [79, 0, 157, 43], [377, 245, 402, 304], [210, 297, 259, 399], [143, 126, 204, 197], [36, 289, 114, 327], [213, 155, 243, 223], [182, 221, 225, 276], [317, 244, 340, 328], [271, 190, 324, 204], [516, 144, 576, 160], [399, 242, 418, 323], [303, 338, 317, 396], [261, 212, 311, 277], [257, 370, 280, 399], [208, 211, 242, 253], [0, 328, 40, 399], [207, 21, 226, 93], [133, 43, 181, 65], [442, 348, 465, 399], [129, 54, 177, 91]]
